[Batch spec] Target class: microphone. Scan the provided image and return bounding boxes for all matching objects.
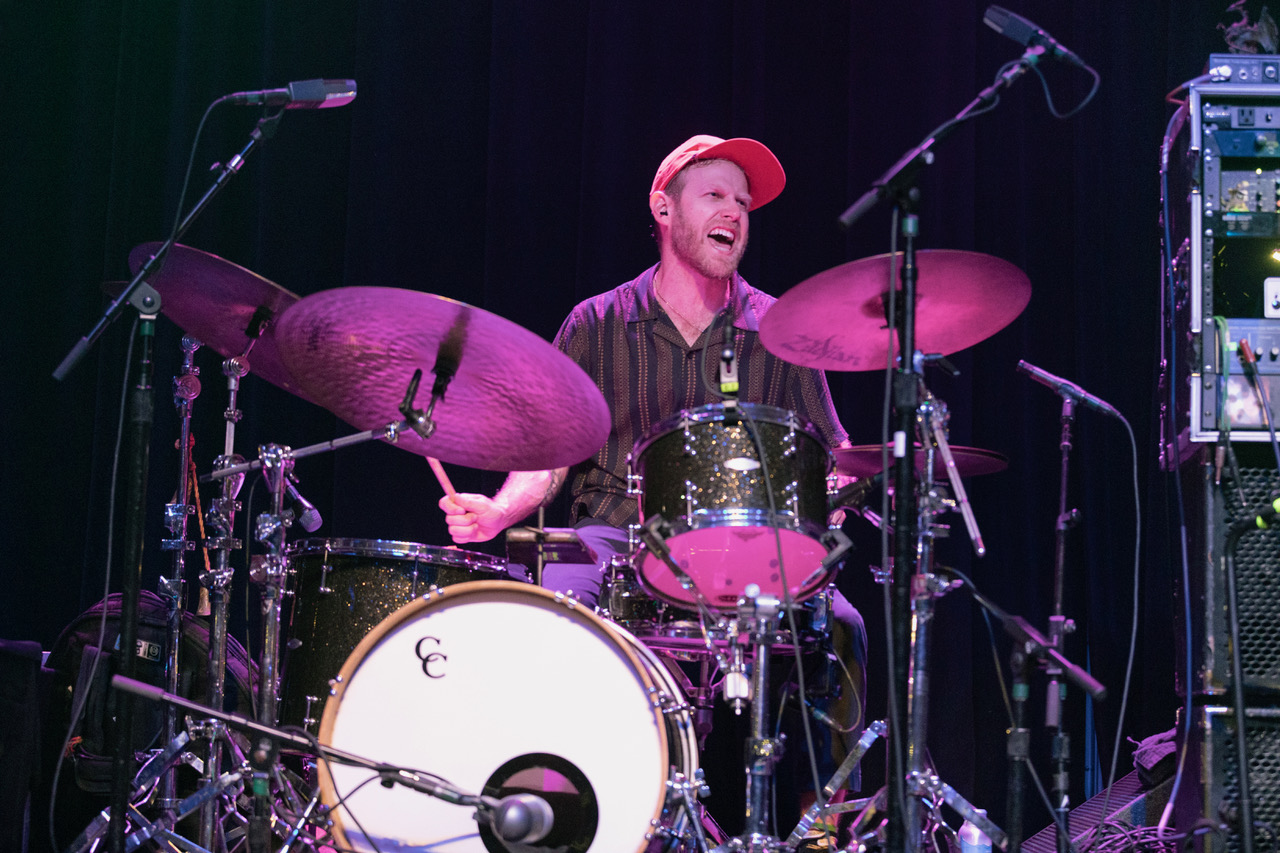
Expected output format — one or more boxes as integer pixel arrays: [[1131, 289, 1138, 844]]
[[1016, 360, 1121, 419], [284, 473, 323, 532], [829, 471, 885, 513], [983, 6, 1084, 65], [224, 79, 357, 109], [491, 793, 554, 844]]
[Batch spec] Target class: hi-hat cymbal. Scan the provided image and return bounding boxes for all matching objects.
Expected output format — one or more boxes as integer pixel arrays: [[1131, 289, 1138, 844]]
[[274, 287, 611, 472], [760, 249, 1031, 371], [834, 444, 1008, 479], [126, 243, 309, 398]]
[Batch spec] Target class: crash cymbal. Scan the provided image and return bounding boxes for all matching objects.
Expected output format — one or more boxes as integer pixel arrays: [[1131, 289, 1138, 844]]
[[833, 444, 1008, 479], [126, 243, 309, 398], [760, 249, 1031, 371], [275, 287, 611, 472]]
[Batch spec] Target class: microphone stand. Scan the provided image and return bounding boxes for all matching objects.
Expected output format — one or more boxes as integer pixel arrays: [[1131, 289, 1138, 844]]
[[105, 300, 158, 853], [109, 675, 530, 843], [835, 45, 1044, 853], [1047, 398, 1079, 853], [48, 110, 284, 853], [968, 580, 1106, 853]]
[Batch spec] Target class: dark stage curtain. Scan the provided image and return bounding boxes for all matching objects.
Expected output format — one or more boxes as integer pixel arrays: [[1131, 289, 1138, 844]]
[[1, 0, 1236, 838]]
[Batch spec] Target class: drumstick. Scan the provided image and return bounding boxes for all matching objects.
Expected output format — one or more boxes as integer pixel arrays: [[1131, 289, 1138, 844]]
[[427, 456, 457, 499]]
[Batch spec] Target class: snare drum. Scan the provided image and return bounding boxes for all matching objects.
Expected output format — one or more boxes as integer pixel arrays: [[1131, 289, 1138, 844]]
[[281, 538, 509, 729], [630, 403, 835, 609], [319, 581, 699, 853]]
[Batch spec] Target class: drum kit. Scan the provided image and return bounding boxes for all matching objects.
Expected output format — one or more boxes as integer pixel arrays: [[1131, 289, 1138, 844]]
[[67, 235, 1045, 853]]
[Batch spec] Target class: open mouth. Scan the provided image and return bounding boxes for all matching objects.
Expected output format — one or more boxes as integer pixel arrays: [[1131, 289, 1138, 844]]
[[709, 227, 736, 249]]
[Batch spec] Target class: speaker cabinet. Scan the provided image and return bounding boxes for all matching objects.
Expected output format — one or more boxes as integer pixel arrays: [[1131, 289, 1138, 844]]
[[1179, 451, 1280, 699], [1178, 705, 1280, 853]]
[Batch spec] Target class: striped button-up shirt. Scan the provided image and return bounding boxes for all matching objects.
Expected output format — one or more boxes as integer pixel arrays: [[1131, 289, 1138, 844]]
[[555, 263, 847, 528]]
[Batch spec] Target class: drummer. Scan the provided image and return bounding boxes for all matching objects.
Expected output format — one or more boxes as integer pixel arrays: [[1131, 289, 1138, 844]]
[[440, 134, 867, 814]]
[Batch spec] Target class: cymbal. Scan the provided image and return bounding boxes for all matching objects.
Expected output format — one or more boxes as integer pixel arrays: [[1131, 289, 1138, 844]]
[[760, 249, 1031, 371], [274, 287, 611, 472], [126, 243, 310, 399], [833, 444, 1008, 479]]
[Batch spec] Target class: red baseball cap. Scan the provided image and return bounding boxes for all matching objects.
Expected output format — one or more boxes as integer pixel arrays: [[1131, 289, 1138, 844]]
[[649, 134, 786, 211]]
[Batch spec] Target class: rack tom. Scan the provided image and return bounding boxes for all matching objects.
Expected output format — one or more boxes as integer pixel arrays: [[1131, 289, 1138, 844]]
[[629, 402, 835, 610]]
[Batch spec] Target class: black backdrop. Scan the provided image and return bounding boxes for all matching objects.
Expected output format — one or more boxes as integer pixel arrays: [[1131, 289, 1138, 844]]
[[1, 0, 1239, 838]]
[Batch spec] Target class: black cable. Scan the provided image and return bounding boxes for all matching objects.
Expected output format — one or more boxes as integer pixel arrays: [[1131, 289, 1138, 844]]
[[692, 284, 828, 817], [1093, 414, 1142, 840], [49, 315, 138, 853], [294, 727, 386, 853], [1026, 58, 1101, 120], [1155, 91, 1196, 840], [1021, 755, 1080, 853], [951, 565, 1083, 853]]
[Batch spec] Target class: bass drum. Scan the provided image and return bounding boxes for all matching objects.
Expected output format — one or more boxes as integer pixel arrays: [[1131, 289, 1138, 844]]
[[281, 538, 509, 730], [319, 581, 699, 853]]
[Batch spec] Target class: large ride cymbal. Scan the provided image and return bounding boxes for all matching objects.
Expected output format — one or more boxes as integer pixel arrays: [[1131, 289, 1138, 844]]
[[126, 242, 309, 398], [834, 444, 1008, 479], [760, 249, 1031, 371], [274, 287, 611, 472]]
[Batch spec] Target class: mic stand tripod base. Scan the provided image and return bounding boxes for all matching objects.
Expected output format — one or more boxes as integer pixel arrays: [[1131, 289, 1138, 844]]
[[909, 771, 1009, 852]]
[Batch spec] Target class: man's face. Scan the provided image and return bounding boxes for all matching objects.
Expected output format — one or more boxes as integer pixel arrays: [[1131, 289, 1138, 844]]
[[667, 159, 751, 280]]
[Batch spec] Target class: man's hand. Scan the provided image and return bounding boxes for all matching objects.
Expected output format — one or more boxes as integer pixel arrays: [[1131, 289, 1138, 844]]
[[436, 467, 568, 545], [439, 493, 511, 544]]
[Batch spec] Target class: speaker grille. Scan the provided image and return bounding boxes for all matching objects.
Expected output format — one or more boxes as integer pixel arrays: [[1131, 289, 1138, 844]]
[[1182, 458, 1280, 695], [1191, 707, 1280, 853], [1223, 467, 1280, 688]]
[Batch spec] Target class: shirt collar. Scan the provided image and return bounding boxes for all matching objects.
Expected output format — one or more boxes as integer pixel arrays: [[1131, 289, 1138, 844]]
[[628, 263, 763, 332]]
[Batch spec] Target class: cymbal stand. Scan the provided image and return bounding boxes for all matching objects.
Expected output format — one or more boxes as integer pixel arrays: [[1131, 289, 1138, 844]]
[[195, 346, 255, 850], [252, 443, 294, 727], [902, 384, 1006, 851], [236, 442, 299, 851], [154, 335, 202, 812]]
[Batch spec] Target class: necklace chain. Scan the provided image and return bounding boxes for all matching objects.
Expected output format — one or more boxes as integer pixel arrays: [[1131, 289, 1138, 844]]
[[654, 278, 727, 332], [655, 286, 703, 330]]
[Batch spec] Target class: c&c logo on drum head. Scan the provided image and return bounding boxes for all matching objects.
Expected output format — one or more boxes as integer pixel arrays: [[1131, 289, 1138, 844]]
[[414, 636, 447, 678]]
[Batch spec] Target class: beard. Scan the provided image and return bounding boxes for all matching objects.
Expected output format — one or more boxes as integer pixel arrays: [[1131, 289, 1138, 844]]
[[669, 208, 747, 281]]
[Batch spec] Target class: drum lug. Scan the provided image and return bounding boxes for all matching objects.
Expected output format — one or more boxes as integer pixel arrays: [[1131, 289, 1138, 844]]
[[663, 768, 710, 801], [318, 554, 333, 595], [684, 480, 699, 519], [302, 695, 319, 733], [682, 420, 696, 456], [627, 469, 643, 498], [783, 480, 799, 515], [784, 423, 797, 457]]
